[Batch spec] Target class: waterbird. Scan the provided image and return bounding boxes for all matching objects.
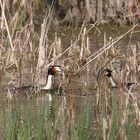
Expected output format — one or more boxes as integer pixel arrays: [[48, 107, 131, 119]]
[[5, 65, 66, 100], [102, 69, 137, 91], [41, 65, 65, 90]]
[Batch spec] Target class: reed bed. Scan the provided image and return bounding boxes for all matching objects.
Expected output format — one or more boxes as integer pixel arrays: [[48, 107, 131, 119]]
[[1, 1, 140, 140], [0, 91, 140, 140]]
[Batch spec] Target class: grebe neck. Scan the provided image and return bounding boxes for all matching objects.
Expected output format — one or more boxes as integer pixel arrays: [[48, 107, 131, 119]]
[[109, 76, 117, 87], [42, 75, 52, 90]]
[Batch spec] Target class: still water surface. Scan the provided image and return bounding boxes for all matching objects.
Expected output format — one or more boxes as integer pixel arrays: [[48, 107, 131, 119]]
[[1, 26, 140, 139]]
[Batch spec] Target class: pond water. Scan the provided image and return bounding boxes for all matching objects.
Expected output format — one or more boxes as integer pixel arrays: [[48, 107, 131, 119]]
[[1, 73, 140, 139], [1, 25, 140, 139]]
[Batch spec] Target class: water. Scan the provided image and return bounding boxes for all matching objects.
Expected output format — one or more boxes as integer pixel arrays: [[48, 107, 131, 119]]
[[1, 80, 140, 139], [1, 25, 140, 139], [0, 88, 95, 138]]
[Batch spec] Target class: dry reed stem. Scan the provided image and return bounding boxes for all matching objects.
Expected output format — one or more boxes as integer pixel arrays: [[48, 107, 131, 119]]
[[35, 6, 54, 84], [37, 0, 56, 70], [41, 22, 97, 72], [0, 0, 14, 51], [77, 24, 138, 73], [37, 17, 48, 70], [128, 91, 140, 126], [115, 89, 140, 139]]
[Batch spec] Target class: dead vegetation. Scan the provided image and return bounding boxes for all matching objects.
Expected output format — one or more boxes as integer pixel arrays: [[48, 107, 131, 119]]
[[1, 1, 140, 139]]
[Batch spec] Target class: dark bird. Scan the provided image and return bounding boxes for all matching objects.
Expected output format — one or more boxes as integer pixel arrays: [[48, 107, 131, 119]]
[[102, 69, 137, 90], [41, 65, 65, 90], [3, 65, 66, 100]]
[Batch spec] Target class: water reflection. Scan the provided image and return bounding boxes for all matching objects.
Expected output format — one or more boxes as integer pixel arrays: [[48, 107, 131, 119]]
[[1, 69, 140, 139], [1, 84, 140, 139]]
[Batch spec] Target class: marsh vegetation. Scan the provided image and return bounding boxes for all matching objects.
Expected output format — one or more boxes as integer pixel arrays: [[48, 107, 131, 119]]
[[1, 0, 140, 140]]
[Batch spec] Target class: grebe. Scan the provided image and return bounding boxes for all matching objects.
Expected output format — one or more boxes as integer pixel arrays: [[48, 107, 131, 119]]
[[102, 69, 117, 88], [102, 69, 136, 90], [41, 65, 65, 90], [5, 65, 65, 99]]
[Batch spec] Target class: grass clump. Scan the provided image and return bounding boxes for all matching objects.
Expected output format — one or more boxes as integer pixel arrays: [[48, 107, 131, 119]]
[[4, 98, 47, 140]]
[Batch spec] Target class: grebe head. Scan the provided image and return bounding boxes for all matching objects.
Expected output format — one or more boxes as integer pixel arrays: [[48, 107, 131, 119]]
[[42, 65, 65, 90], [102, 69, 117, 88], [48, 65, 65, 76], [102, 69, 112, 77]]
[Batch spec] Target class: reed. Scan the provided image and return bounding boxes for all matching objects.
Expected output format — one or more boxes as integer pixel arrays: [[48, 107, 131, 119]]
[[0, 83, 140, 140], [1, 1, 140, 140]]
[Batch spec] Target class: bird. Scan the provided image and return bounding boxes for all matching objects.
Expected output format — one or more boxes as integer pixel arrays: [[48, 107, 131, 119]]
[[101, 69, 137, 91], [3, 65, 66, 100], [41, 65, 65, 90], [101, 69, 117, 88]]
